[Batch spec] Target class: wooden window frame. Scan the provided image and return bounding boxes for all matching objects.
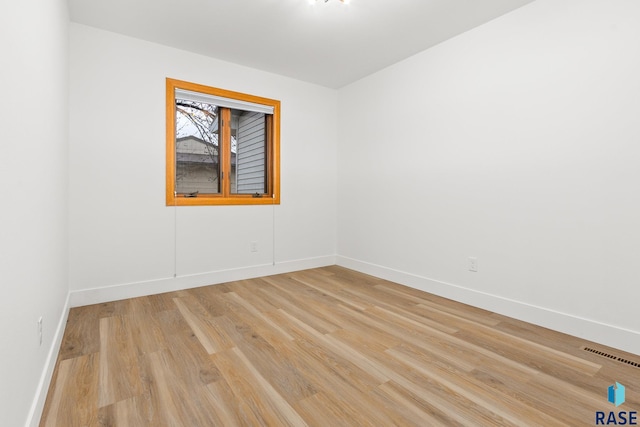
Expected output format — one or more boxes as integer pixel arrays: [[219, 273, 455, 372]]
[[166, 78, 280, 206]]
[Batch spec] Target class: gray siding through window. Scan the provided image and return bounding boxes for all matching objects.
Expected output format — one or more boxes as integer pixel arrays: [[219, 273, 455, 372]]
[[236, 112, 266, 194]]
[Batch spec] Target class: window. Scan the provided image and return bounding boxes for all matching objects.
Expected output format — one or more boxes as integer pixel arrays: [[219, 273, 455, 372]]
[[166, 78, 280, 206]]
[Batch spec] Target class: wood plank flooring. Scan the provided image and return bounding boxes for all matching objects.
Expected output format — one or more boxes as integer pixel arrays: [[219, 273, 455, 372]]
[[40, 266, 640, 426]]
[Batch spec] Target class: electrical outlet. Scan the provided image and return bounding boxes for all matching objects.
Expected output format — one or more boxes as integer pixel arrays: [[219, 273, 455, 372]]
[[37, 317, 43, 346], [250, 241, 258, 253], [468, 257, 478, 272]]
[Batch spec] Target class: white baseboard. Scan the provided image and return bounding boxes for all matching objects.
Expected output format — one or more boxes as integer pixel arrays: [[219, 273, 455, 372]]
[[336, 256, 640, 356], [26, 293, 71, 427], [69, 255, 336, 307]]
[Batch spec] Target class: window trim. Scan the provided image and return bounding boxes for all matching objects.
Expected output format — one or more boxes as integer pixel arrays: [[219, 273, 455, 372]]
[[166, 78, 280, 206]]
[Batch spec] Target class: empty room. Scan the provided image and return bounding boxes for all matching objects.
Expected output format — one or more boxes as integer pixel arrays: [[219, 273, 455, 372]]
[[2, 0, 639, 425]]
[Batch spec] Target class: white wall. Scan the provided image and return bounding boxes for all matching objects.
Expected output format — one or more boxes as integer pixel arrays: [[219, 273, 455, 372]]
[[69, 24, 337, 303], [337, 0, 640, 355], [0, 0, 70, 425]]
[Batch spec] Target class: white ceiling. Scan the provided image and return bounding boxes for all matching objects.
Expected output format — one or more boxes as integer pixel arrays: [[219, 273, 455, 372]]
[[68, 0, 536, 88]]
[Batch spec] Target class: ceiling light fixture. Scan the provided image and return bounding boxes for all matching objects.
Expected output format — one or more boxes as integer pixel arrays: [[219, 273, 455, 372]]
[[308, 0, 350, 4]]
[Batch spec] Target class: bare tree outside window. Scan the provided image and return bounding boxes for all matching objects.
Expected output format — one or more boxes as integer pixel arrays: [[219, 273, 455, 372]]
[[175, 100, 221, 194]]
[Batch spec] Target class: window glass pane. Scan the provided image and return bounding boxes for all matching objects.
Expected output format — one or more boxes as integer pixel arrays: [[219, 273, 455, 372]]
[[175, 98, 220, 194], [231, 109, 267, 195]]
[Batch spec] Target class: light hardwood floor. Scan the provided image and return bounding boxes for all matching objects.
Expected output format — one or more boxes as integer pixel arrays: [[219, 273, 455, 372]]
[[41, 266, 639, 426]]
